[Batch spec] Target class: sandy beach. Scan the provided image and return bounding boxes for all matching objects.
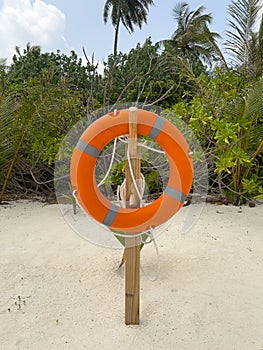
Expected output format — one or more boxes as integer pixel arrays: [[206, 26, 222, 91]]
[[0, 201, 263, 350]]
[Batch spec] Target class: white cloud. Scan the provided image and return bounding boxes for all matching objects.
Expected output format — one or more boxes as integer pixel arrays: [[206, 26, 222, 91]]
[[0, 0, 68, 62]]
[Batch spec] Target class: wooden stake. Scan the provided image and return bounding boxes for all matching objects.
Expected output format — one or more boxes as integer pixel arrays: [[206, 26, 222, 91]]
[[125, 107, 141, 325]]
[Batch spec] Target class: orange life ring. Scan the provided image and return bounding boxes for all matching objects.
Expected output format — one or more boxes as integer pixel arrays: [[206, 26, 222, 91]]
[[70, 109, 193, 233]]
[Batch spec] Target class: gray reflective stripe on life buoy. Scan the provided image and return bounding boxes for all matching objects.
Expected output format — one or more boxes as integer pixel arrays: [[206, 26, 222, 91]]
[[164, 186, 186, 203], [76, 139, 100, 158], [147, 116, 166, 141], [102, 203, 120, 226]]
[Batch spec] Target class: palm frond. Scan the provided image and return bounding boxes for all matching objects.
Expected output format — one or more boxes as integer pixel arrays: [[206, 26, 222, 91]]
[[172, 2, 188, 23], [0, 71, 64, 201], [103, 0, 154, 54], [0, 94, 20, 167], [244, 79, 263, 118], [168, 2, 226, 68], [225, 0, 262, 75]]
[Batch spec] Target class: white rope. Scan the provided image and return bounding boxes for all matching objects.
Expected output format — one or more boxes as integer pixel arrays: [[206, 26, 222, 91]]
[[118, 135, 165, 154], [72, 189, 86, 216], [72, 188, 79, 203], [139, 140, 165, 154], [118, 145, 161, 282], [140, 228, 161, 282], [126, 142, 144, 207], [97, 137, 118, 188], [117, 174, 145, 208], [118, 135, 128, 143], [98, 109, 118, 188], [73, 130, 162, 282], [117, 179, 126, 208]]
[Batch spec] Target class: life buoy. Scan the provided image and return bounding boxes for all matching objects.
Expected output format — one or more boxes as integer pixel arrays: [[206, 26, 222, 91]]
[[70, 109, 193, 233]]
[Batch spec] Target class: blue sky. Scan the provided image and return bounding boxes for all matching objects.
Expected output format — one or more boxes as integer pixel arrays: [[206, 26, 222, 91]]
[[0, 0, 261, 65], [46, 0, 230, 61]]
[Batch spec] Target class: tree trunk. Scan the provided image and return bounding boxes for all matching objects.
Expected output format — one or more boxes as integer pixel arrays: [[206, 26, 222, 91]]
[[114, 15, 121, 56]]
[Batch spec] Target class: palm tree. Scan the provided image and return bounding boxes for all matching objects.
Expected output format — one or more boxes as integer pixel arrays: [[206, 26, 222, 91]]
[[103, 0, 154, 55], [225, 0, 262, 77], [160, 2, 227, 69]]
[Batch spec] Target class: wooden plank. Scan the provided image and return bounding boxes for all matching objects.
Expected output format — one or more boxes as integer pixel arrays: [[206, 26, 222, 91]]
[[125, 107, 141, 325]]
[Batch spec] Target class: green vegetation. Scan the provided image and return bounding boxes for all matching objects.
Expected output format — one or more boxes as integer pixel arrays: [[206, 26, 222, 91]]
[[0, 0, 262, 205], [110, 159, 164, 199]]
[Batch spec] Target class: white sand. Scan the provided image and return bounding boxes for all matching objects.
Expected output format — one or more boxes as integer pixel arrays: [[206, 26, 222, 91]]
[[0, 201, 263, 350]]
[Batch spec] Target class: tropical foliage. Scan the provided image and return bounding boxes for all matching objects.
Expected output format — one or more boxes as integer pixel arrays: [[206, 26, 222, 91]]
[[225, 0, 263, 77], [172, 69, 263, 204], [0, 1, 262, 205], [159, 2, 228, 72]]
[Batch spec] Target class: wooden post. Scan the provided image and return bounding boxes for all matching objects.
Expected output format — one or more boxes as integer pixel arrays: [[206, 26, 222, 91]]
[[125, 107, 141, 325]]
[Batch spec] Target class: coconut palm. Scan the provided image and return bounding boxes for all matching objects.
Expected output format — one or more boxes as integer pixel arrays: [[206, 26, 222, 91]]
[[103, 0, 154, 55], [160, 2, 227, 69], [225, 0, 263, 77]]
